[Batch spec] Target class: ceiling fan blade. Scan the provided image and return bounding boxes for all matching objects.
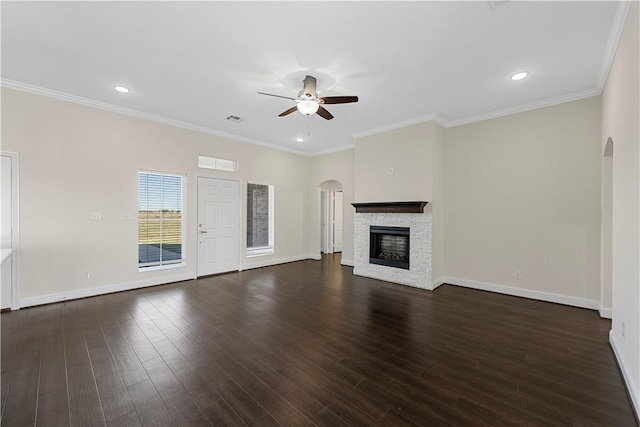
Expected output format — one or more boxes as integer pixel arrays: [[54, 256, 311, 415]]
[[320, 96, 359, 104], [316, 106, 334, 120], [278, 106, 298, 117], [258, 91, 296, 101]]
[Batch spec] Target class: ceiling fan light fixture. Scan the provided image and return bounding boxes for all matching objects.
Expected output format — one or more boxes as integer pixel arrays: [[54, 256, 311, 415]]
[[297, 100, 319, 116]]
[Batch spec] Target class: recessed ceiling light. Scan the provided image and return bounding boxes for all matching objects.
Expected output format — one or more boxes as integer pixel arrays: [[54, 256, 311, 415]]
[[113, 85, 130, 93], [296, 138, 304, 142], [510, 71, 529, 81]]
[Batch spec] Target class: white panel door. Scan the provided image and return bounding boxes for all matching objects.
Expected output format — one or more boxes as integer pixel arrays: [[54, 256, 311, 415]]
[[197, 177, 240, 276], [333, 191, 343, 252], [1, 156, 12, 309]]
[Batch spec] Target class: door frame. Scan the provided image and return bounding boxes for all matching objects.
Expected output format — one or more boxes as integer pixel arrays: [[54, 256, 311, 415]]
[[195, 176, 241, 277], [1, 152, 19, 310], [321, 190, 330, 253], [332, 191, 343, 253]]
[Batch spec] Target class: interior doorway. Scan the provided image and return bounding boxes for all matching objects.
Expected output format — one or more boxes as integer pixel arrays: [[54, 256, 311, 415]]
[[1, 152, 19, 310], [319, 180, 343, 255]]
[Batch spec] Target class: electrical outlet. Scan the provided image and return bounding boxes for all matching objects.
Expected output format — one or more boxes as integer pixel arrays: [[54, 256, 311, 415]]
[[120, 212, 134, 220], [90, 211, 102, 221], [514, 270, 522, 279], [83, 272, 91, 279]]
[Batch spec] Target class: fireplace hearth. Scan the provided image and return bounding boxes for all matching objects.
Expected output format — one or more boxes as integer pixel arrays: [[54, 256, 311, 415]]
[[370, 226, 410, 270]]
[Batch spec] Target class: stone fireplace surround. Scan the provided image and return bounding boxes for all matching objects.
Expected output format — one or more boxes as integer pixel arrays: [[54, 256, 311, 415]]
[[352, 202, 433, 290]]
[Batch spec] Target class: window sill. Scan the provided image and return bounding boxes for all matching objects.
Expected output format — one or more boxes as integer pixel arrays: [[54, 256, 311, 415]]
[[138, 262, 185, 272], [246, 247, 274, 258]]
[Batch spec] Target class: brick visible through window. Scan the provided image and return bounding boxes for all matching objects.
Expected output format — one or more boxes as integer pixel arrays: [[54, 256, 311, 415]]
[[247, 183, 274, 256]]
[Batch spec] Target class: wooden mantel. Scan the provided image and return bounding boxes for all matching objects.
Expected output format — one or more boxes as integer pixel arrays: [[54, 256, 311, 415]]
[[351, 201, 428, 214]]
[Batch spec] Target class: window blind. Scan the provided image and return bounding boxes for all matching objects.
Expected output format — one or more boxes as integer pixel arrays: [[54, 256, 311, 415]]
[[138, 172, 184, 268]]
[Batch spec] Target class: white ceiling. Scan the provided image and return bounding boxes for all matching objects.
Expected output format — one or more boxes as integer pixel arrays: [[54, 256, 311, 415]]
[[1, 1, 624, 156]]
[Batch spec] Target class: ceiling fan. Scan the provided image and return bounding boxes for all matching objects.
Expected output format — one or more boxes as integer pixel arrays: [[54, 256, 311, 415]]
[[258, 75, 358, 120]]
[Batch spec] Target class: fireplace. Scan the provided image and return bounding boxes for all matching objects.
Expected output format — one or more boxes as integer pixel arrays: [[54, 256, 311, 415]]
[[370, 226, 410, 270], [353, 201, 431, 290]]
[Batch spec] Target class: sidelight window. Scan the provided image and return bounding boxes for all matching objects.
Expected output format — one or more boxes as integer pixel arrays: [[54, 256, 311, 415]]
[[246, 183, 274, 256]]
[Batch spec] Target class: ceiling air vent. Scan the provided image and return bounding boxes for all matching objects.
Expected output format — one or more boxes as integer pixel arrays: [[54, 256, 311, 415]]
[[226, 115, 244, 122]]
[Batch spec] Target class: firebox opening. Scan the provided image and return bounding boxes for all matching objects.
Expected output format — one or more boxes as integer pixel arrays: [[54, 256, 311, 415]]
[[369, 226, 410, 270]]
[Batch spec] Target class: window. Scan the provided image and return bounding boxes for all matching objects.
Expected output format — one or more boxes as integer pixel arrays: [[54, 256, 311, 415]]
[[198, 155, 238, 172], [246, 183, 274, 256], [138, 171, 185, 269]]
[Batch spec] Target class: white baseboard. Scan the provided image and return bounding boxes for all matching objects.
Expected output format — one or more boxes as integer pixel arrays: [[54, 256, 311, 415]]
[[599, 306, 613, 319], [241, 254, 314, 271], [19, 255, 319, 308], [610, 330, 640, 420], [341, 259, 354, 267], [309, 253, 322, 261], [442, 276, 600, 311], [431, 277, 446, 290], [19, 272, 195, 308]]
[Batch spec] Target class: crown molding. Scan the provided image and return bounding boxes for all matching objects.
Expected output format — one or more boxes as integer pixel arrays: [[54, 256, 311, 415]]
[[310, 143, 356, 157], [0, 79, 312, 157], [597, 1, 632, 92], [433, 114, 447, 128], [352, 113, 440, 139], [442, 87, 601, 128]]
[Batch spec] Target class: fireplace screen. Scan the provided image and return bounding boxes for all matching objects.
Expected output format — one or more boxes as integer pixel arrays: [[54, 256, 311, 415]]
[[369, 226, 410, 270]]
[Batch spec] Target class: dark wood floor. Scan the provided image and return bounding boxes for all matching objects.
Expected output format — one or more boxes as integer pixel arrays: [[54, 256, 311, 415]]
[[1, 254, 637, 426]]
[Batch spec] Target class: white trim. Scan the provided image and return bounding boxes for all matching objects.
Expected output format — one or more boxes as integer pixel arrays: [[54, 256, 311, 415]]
[[353, 113, 440, 139], [321, 190, 329, 254], [340, 259, 354, 267], [442, 276, 600, 310], [138, 262, 185, 272], [431, 277, 447, 290], [0, 79, 309, 157], [0, 249, 12, 264], [246, 247, 275, 257], [610, 330, 640, 420], [240, 254, 313, 271], [597, 1, 633, 91], [442, 89, 601, 128], [599, 307, 613, 319], [328, 192, 335, 254], [311, 143, 355, 157], [309, 253, 322, 261], [19, 272, 195, 308], [433, 115, 447, 128], [1, 152, 20, 310]]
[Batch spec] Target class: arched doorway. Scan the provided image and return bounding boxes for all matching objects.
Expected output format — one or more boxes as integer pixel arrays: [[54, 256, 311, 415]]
[[319, 180, 343, 257], [601, 137, 613, 317]]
